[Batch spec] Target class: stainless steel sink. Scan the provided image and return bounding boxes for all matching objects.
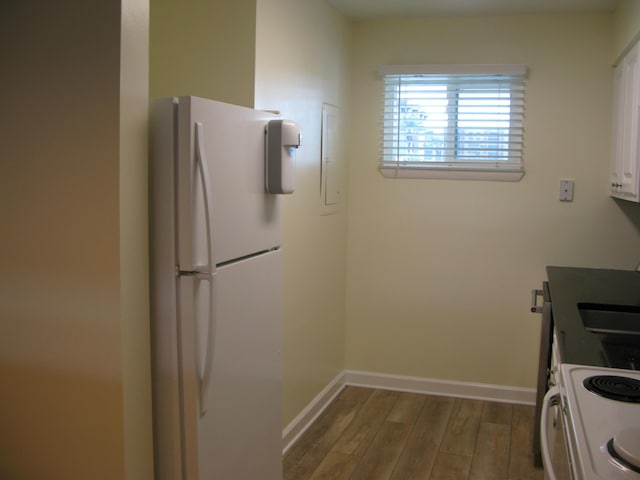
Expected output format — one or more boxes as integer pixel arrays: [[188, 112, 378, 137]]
[[578, 303, 640, 335]]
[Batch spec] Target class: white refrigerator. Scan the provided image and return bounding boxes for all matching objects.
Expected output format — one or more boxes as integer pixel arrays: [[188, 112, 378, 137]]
[[150, 96, 284, 480]]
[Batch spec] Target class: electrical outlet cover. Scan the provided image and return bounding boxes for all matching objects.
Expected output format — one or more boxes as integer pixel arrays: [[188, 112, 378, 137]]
[[560, 180, 574, 201]]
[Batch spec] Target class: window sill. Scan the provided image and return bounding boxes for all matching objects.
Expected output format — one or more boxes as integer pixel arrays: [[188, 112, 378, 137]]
[[379, 166, 525, 182]]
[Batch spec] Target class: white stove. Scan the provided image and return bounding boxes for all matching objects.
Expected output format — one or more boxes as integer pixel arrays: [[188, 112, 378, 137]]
[[560, 364, 640, 479]]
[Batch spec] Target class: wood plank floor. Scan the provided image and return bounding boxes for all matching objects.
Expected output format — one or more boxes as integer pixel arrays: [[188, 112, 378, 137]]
[[284, 387, 545, 480]]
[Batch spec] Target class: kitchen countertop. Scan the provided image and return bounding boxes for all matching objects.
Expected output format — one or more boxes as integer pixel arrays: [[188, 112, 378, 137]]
[[546, 266, 640, 369]]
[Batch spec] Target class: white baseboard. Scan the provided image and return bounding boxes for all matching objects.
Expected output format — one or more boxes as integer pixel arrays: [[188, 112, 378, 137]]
[[282, 369, 535, 454], [282, 372, 346, 455], [344, 369, 536, 406]]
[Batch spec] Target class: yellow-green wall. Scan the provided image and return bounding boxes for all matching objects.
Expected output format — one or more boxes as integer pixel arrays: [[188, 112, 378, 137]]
[[345, 13, 640, 389], [107, 4, 640, 473], [255, 0, 351, 426], [6, 4, 640, 477], [150, 0, 257, 107], [0, 0, 152, 478], [614, 0, 640, 61]]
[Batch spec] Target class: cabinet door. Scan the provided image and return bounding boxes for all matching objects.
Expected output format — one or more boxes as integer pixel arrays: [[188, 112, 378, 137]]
[[611, 42, 640, 201], [611, 59, 625, 191]]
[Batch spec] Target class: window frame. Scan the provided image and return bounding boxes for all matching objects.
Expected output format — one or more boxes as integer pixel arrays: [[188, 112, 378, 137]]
[[379, 64, 527, 181]]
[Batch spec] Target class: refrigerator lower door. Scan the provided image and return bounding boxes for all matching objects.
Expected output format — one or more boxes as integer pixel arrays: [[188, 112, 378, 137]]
[[196, 249, 282, 480]]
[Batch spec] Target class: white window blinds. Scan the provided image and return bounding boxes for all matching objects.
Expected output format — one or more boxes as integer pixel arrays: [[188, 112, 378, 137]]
[[380, 64, 527, 180]]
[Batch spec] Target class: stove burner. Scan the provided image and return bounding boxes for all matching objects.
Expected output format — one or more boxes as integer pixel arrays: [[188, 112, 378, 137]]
[[607, 427, 640, 474], [583, 375, 640, 402]]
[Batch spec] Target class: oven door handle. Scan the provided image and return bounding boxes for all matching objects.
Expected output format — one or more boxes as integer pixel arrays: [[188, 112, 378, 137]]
[[531, 288, 544, 313], [540, 385, 561, 480]]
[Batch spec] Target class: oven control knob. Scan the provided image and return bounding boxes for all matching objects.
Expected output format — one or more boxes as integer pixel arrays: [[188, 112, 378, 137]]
[[611, 427, 640, 473]]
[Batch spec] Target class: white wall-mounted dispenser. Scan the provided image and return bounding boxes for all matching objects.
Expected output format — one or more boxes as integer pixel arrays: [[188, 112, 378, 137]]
[[265, 119, 301, 194]]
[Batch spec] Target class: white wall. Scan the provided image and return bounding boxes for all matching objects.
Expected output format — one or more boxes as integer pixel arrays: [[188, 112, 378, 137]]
[[345, 13, 640, 389], [0, 1, 152, 478], [255, 0, 351, 426]]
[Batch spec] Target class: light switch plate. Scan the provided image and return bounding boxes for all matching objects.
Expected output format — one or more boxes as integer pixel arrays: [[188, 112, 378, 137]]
[[560, 180, 574, 201]]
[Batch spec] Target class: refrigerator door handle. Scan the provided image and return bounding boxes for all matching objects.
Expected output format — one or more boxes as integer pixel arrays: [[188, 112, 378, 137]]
[[194, 121, 217, 416], [197, 273, 216, 417], [195, 121, 216, 272]]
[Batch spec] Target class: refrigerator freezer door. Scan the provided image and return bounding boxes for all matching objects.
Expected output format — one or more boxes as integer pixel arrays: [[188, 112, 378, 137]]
[[196, 249, 283, 480], [176, 97, 281, 267]]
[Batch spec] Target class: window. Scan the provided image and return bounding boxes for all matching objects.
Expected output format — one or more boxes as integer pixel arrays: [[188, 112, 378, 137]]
[[380, 64, 527, 181]]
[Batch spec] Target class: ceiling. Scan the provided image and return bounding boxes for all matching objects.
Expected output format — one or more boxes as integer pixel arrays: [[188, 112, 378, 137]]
[[326, 0, 618, 20]]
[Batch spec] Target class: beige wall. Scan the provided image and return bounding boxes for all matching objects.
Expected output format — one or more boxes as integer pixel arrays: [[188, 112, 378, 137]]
[[613, 0, 640, 61], [150, 0, 257, 107], [345, 13, 640, 389], [0, 1, 152, 478], [255, 0, 351, 426]]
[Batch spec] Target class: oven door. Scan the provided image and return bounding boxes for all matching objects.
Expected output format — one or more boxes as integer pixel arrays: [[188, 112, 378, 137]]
[[541, 386, 575, 480], [532, 281, 553, 465]]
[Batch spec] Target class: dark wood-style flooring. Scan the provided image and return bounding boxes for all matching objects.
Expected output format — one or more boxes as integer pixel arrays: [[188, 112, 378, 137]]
[[284, 386, 545, 480]]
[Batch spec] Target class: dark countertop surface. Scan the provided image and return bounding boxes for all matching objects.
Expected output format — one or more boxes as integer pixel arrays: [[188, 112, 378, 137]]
[[546, 266, 640, 370]]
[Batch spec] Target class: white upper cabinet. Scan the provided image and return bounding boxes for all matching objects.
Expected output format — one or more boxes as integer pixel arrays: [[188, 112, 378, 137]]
[[611, 41, 640, 202]]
